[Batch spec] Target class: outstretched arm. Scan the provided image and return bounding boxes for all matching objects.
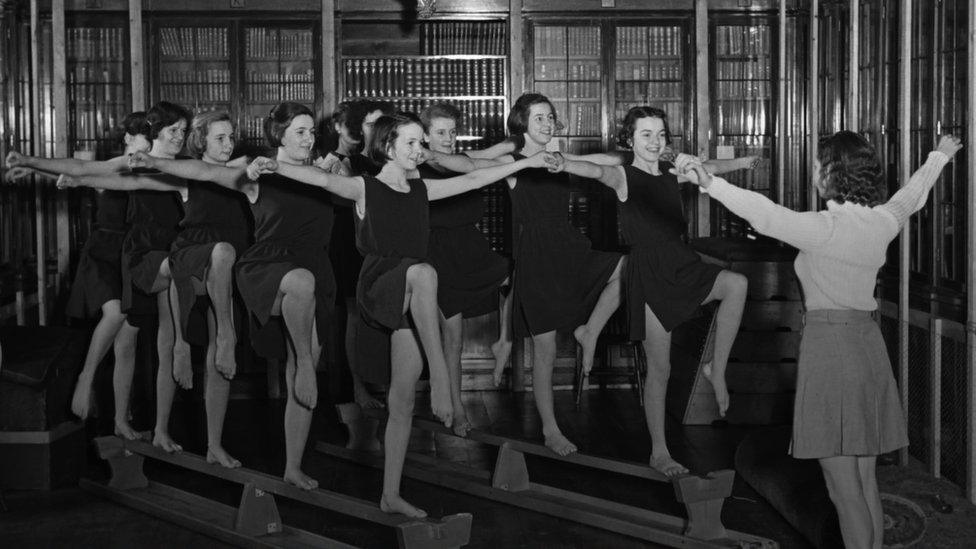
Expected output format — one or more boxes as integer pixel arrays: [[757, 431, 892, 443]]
[[425, 151, 554, 200], [129, 151, 247, 191], [703, 155, 761, 175], [253, 157, 365, 202], [550, 154, 627, 199], [60, 171, 184, 193], [465, 138, 517, 160], [881, 136, 961, 227], [677, 158, 832, 251], [5, 150, 129, 177], [563, 151, 627, 166]]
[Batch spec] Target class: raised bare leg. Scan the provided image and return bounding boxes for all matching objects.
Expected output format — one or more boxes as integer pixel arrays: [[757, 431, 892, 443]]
[[112, 320, 140, 440], [206, 242, 238, 379], [700, 270, 747, 417], [379, 328, 427, 518], [203, 309, 239, 468], [642, 304, 687, 477], [441, 312, 470, 436], [169, 278, 193, 390], [491, 280, 513, 387], [574, 257, 625, 376], [282, 342, 318, 490], [820, 455, 873, 549], [530, 331, 576, 456], [71, 299, 127, 419], [153, 285, 182, 453], [277, 268, 318, 410], [403, 263, 451, 427]]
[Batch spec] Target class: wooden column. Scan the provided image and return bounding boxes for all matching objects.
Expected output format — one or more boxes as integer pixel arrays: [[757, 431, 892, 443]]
[[129, 0, 144, 111], [929, 318, 942, 477], [321, 0, 336, 110], [897, 0, 911, 466], [807, 0, 818, 211], [509, 0, 524, 100], [52, 0, 69, 293], [847, 0, 858, 129], [694, 0, 710, 236], [966, 0, 976, 504], [30, 0, 47, 325], [775, 0, 785, 205]]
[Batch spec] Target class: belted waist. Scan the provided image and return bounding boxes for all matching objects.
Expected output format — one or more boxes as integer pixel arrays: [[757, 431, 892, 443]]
[[803, 309, 874, 325]]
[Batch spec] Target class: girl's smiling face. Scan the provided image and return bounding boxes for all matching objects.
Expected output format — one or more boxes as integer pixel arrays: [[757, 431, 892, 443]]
[[424, 117, 458, 154], [388, 122, 426, 171], [203, 120, 235, 164], [524, 102, 556, 147], [629, 116, 667, 164], [155, 119, 188, 157], [280, 114, 316, 163]]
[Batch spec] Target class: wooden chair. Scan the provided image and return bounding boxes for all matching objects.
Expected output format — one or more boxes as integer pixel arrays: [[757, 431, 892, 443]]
[[574, 307, 647, 408]]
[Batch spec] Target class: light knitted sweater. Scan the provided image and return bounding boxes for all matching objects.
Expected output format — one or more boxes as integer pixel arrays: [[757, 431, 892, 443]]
[[703, 151, 950, 311]]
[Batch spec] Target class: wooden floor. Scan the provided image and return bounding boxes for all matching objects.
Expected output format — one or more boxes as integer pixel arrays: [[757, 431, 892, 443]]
[[0, 386, 811, 548]]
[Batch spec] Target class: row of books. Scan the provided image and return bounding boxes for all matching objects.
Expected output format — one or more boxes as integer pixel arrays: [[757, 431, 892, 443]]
[[614, 61, 682, 82], [616, 26, 683, 57], [535, 81, 600, 101], [614, 82, 684, 102], [715, 80, 772, 99], [534, 26, 601, 58], [67, 103, 127, 146], [69, 65, 125, 89], [343, 58, 505, 98], [68, 77, 125, 106], [714, 99, 771, 136], [245, 29, 313, 59], [419, 21, 507, 56], [614, 101, 686, 134], [383, 99, 507, 139], [716, 25, 771, 57], [714, 59, 772, 80], [160, 82, 231, 104], [161, 68, 232, 84], [476, 186, 510, 253], [551, 101, 601, 137], [534, 61, 602, 82], [67, 27, 126, 62], [246, 83, 315, 102], [159, 27, 228, 59]]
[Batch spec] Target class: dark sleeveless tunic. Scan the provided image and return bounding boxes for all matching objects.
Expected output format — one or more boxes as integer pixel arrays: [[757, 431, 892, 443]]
[[66, 189, 128, 318], [330, 152, 377, 298], [619, 164, 721, 336], [354, 175, 428, 384], [508, 153, 620, 337], [420, 163, 508, 318], [120, 172, 184, 325], [234, 173, 335, 360], [169, 179, 252, 343]]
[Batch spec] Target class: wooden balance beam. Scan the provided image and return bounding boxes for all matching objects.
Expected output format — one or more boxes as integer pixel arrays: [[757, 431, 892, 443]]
[[82, 436, 472, 549], [317, 412, 776, 548]]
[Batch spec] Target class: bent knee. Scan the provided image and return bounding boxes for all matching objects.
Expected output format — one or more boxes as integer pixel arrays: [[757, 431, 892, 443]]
[[282, 268, 316, 297], [211, 242, 237, 264], [722, 271, 748, 296], [406, 263, 438, 290]]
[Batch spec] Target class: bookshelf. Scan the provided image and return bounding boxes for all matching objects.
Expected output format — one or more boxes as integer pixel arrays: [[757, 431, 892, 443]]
[[341, 20, 509, 254], [710, 20, 775, 238], [66, 23, 130, 159], [155, 25, 232, 114]]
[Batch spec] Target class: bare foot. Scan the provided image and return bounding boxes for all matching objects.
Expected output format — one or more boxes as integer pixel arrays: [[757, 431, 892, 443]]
[[293, 363, 318, 409], [172, 342, 193, 389], [574, 325, 599, 376], [490, 339, 512, 386], [214, 335, 237, 380], [380, 493, 428, 518], [283, 468, 319, 491], [71, 371, 95, 419], [152, 430, 183, 453], [650, 454, 688, 478], [429, 377, 453, 428], [114, 419, 140, 441], [353, 380, 385, 409], [544, 431, 578, 456], [206, 446, 242, 468], [702, 362, 729, 417], [451, 407, 472, 437]]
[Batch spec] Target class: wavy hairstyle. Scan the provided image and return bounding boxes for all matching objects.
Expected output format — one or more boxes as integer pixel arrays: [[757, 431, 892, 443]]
[[617, 106, 671, 148], [506, 92, 557, 149], [146, 101, 192, 141], [367, 112, 423, 164], [120, 111, 150, 139], [817, 130, 886, 207], [185, 111, 234, 159], [264, 102, 314, 148], [420, 103, 462, 132]]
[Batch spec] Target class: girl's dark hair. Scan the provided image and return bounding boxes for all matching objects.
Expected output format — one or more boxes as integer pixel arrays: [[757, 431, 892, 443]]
[[817, 130, 886, 207], [420, 103, 462, 132], [506, 93, 557, 140], [264, 102, 314, 148], [316, 100, 365, 156], [120, 111, 151, 139], [617, 106, 671, 148], [146, 101, 192, 140], [186, 111, 234, 159], [367, 112, 423, 164]]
